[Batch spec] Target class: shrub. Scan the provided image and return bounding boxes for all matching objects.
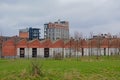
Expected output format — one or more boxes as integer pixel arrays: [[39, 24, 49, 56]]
[[30, 59, 43, 77], [53, 53, 62, 60]]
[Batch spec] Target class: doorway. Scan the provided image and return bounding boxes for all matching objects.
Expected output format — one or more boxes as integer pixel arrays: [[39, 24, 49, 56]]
[[104, 48, 106, 56], [82, 48, 84, 56], [44, 48, 49, 58], [20, 48, 25, 58], [32, 48, 37, 57]]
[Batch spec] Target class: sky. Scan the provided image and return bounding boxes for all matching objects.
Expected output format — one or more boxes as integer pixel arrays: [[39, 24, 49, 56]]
[[0, 0, 120, 38]]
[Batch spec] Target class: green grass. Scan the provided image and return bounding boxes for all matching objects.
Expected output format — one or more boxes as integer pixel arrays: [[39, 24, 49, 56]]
[[0, 56, 120, 80]]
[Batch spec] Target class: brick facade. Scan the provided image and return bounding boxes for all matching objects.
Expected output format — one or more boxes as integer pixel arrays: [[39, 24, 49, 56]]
[[19, 32, 29, 39], [1, 37, 120, 58]]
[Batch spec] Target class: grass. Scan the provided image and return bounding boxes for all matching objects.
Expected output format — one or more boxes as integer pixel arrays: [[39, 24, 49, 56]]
[[0, 56, 120, 80]]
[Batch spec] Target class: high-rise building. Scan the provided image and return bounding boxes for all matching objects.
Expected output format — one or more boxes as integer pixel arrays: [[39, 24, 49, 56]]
[[19, 27, 40, 40], [44, 20, 69, 40]]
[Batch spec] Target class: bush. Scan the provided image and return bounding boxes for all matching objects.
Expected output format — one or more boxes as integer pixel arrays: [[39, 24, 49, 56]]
[[30, 59, 43, 77], [53, 53, 62, 60]]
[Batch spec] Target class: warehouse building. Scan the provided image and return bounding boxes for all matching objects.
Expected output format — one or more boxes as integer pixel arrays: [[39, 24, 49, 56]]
[[1, 36, 120, 58]]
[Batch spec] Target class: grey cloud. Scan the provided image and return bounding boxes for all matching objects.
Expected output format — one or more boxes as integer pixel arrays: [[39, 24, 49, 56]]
[[0, 0, 120, 37]]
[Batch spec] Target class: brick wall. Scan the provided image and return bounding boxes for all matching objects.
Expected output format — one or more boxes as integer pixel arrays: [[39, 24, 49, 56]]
[[19, 32, 29, 38]]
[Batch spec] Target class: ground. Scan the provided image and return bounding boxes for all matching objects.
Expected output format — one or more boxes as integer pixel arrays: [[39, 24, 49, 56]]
[[0, 56, 120, 80]]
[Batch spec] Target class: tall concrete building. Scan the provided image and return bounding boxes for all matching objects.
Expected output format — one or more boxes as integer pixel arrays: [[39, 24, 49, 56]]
[[44, 20, 69, 40], [19, 27, 40, 40]]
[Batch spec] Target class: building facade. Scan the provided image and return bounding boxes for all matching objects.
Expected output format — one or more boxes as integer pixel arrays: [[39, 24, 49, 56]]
[[0, 36, 14, 58], [19, 28, 29, 39], [19, 27, 40, 40], [44, 20, 69, 41], [1, 37, 120, 58]]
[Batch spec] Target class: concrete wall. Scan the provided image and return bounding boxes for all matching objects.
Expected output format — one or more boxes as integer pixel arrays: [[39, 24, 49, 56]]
[[17, 48, 19, 58], [37, 48, 44, 57], [16, 47, 120, 58]]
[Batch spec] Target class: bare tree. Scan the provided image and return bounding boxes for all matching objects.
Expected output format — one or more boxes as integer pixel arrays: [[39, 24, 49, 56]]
[[88, 38, 91, 56], [89, 32, 93, 56], [117, 33, 120, 55], [115, 38, 118, 55], [80, 39, 84, 56], [79, 33, 84, 56], [96, 34, 101, 59], [107, 33, 112, 56], [119, 38, 120, 55], [27, 39, 30, 59], [103, 38, 107, 56], [69, 37, 73, 58], [62, 39, 64, 59], [74, 31, 85, 60], [0, 36, 3, 58], [69, 38, 71, 57], [74, 31, 80, 59], [14, 36, 17, 59]]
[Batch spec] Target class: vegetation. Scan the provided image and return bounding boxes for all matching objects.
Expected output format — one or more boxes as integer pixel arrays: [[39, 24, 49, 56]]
[[0, 56, 120, 80]]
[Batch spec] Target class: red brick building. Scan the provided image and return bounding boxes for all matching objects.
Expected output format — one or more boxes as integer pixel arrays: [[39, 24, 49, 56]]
[[1, 37, 120, 58]]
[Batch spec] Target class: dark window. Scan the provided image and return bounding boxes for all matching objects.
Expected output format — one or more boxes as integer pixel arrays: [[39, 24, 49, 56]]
[[20, 48, 25, 58], [44, 48, 49, 58], [104, 48, 106, 56], [32, 48, 37, 57]]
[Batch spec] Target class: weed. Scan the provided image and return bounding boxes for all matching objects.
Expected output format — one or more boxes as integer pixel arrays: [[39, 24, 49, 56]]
[[30, 59, 43, 77]]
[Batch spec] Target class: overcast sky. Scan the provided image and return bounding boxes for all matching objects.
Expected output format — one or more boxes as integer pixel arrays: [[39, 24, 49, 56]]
[[0, 0, 120, 38]]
